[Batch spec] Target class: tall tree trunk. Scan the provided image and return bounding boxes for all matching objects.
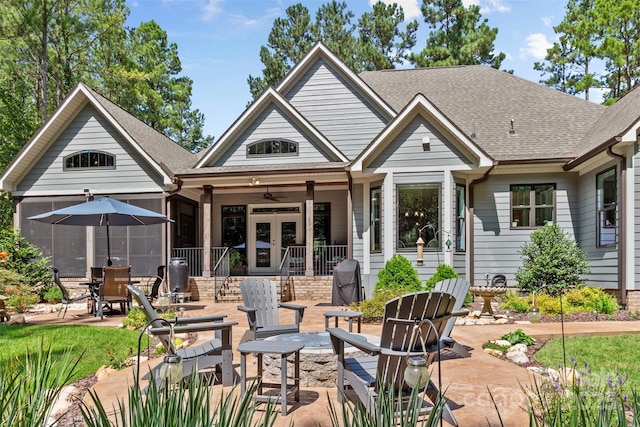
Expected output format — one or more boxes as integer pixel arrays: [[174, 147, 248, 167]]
[[40, 0, 48, 122]]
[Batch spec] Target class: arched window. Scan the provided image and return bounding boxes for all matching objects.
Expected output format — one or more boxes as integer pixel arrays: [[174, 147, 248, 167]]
[[64, 150, 115, 170], [246, 139, 298, 156]]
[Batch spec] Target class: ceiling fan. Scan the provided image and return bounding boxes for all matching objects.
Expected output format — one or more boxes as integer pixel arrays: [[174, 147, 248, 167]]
[[260, 187, 281, 202]]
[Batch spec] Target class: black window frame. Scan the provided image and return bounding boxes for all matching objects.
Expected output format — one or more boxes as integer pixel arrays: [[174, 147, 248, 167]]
[[370, 186, 382, 253], [246, 139, 298, 157], [63, 150, 115, 170], [455, 183, 466, 252], [397, 184, 440, 251], [596, 167, 617, 247], [510, 184, 556, 229], [313, 202, 331, 246]]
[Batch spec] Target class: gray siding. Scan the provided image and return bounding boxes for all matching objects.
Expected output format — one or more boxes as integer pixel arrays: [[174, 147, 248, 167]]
[[212, 104, 333, 167], [452, 253, 467, 280], [368, 115, 473, 169], [285, 59, 388, 159], [577, 162, 620, 290], [17, 105, 164, 194], [473, 173, 580, 286]]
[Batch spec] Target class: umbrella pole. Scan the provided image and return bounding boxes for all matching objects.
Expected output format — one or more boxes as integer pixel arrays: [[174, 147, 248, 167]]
[[106, 215, 112, 266]]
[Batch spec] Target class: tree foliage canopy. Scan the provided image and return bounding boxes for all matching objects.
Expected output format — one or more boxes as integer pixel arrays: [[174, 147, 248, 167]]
[[248, 1, 419, 98], [410, 0, 505, 69], [536, 0, 640, 103]]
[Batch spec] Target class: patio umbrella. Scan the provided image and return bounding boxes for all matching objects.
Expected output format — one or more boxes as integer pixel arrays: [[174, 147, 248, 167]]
[[28, 196, 173, 266]]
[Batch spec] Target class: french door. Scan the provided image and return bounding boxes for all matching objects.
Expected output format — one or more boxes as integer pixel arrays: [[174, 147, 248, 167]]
[[248, 204, 302, 274]]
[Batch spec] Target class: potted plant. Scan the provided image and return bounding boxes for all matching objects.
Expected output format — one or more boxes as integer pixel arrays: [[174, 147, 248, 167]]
[[229, 249, 246, 275]]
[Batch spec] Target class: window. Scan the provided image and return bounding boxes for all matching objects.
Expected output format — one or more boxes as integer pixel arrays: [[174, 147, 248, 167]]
[[597, 168, 616, 246], [313, 203, 331, 246], [370, 187, 381, 252], [246, 139, 298, 156], [64, 150, 115, 170], [455, 184, 466, 251], [222, 206, 247, 261], [397, 184, 440, 250], [510, 184, 555, 228]]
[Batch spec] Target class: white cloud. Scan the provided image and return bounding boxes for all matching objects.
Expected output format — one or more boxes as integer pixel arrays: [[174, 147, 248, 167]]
[[201, 0, 222, 22], [520, 33, 553, 60], [369, 0, 422, 20], [463, 0, 510, 14], [228, 7, 280, 28]]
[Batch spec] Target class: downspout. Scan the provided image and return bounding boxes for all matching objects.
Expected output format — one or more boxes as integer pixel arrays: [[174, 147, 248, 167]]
[[468, 164, 496, 284], [606, 146, 627, 309]]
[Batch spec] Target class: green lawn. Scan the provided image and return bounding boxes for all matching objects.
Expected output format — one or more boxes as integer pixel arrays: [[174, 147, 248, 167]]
[[0, 324, 142, 383], [534, 333, 640, 390]]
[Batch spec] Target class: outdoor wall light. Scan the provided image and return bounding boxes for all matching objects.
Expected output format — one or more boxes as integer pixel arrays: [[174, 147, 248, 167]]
[[404, 356, 430, 389]]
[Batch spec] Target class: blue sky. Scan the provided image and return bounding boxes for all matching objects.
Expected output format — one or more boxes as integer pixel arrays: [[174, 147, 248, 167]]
[[126, 0, 573, 139]]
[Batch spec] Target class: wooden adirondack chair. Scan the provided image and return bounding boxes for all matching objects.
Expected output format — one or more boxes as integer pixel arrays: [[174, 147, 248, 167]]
[[434, 278, 471, 357], [328, 290, 462, 426], [237, 278, 306, 341], [128, 285, 237, 386]]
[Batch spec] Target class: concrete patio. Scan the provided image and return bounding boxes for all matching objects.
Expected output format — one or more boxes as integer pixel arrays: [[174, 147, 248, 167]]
[[28, 299, 640, 427]]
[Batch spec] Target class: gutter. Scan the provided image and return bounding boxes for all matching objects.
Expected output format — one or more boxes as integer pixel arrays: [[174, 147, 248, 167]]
[[468, 164, 496, 284], [606, 146, 627, 309]]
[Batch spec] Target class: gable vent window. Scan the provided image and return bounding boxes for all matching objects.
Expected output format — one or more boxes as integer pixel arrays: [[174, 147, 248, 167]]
[[64, 150, 115, 170], [247, 139, 298, 157]]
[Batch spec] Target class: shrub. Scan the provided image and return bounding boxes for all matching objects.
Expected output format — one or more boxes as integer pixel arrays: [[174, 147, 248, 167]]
[[4, 284, 40, 312], [0, 268, 26, 294], [500, 286, 619, 315], [375, 254, 421, 293], [501, 329, 535, 346], [352, 288, 408, 322], [424, 264, 458, 290], [43, 285, 62, 303], [123, 307, 148, 329], [515, 223, 590, 296], [0, 229, 52, 289]]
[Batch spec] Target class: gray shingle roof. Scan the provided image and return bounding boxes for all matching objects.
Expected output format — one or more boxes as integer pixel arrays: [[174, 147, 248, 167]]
[[84, 84, 196, 172], [360, 66, 606, 162], [574, 85, 640, 157]]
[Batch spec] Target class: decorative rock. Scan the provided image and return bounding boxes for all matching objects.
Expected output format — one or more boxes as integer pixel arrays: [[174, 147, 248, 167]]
[[509, 343, 528, 353], [471, 310, 483, 318], [506, 344, 529, 365], [492, 339, 512, 347], [8, 314, 26, 324], [483, 348, 504, 357], [95, 365, 118, 381], [492, 318, 509, 325]]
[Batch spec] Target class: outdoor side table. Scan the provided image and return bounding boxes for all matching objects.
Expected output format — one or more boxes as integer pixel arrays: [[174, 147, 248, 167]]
[[238, 340, 304, 416], [324, 310, 363, 333]]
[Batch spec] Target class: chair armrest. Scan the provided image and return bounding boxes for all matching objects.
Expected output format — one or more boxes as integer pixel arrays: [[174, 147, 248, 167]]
[[237, 305, 257, 327], [452, 309, 469, 318], [327, 327, 381, 355], [150, 321, 237, 335], [279, 302, 306, 324], [173, 314, 227, 325]]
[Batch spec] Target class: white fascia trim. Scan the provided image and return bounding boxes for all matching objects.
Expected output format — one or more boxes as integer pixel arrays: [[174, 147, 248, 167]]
[[276, 43, 395, 119], [195, 87, 348, 167], [352, 95, 492, 172], [13, 187, 167, 198], [194, 88, 275, 168], [82, 87, 173, 185], [0, 85, 87, 190]]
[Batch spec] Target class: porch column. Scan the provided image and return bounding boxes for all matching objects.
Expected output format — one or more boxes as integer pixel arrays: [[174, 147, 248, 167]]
[[347, 173, 353, 259], [202, 185, 213, 277], [305, 181, 314, 276]]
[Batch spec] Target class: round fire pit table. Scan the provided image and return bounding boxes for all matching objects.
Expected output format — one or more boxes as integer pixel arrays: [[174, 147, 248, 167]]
[[264, 331, 378, 387]]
